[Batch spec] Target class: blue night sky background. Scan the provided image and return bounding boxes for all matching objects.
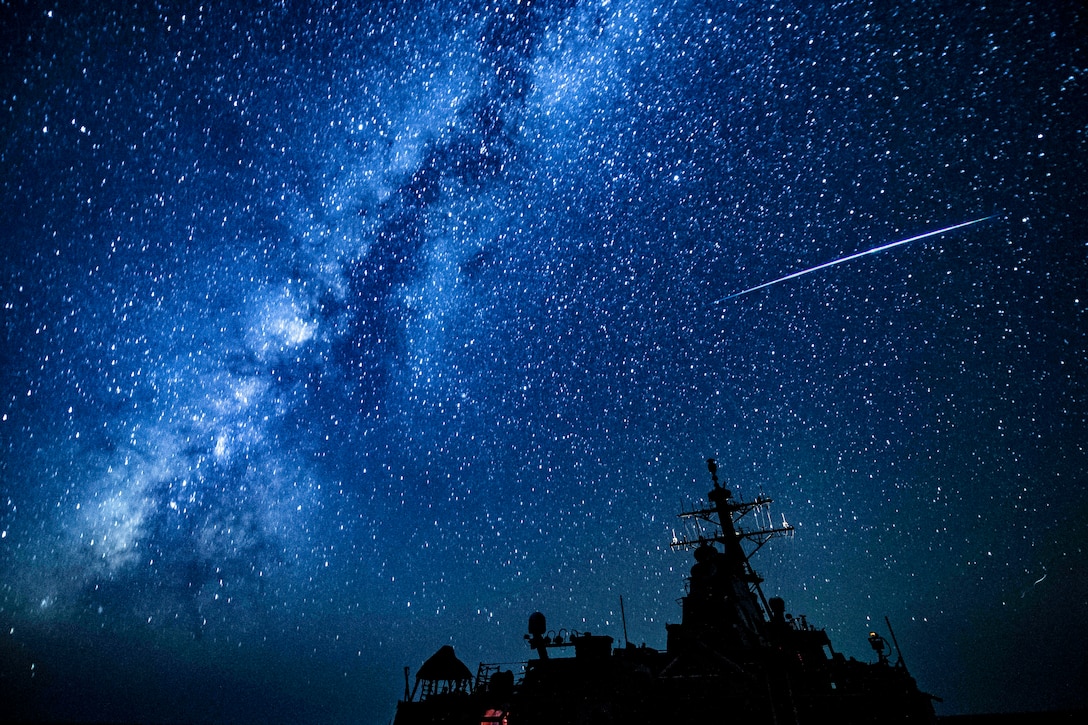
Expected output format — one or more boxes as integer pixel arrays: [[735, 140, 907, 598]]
[[1, 1, 1085, 723]]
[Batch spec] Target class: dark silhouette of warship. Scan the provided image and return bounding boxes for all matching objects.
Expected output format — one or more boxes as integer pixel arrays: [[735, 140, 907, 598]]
[[393, 459, 938, 724]]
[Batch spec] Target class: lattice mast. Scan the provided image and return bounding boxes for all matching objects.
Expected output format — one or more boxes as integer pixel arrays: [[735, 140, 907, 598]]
[[670, 459, 795, 643]]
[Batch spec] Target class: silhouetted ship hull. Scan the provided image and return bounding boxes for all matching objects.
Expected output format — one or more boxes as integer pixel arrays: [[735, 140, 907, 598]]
[[393, 460, 937, 724]]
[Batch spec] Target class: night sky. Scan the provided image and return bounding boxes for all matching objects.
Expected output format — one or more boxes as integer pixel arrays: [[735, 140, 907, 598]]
[[2, 1, 1085, 723]]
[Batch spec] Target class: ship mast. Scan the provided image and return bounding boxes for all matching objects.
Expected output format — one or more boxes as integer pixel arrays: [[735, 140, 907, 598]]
[[670, 459, 795, 634]]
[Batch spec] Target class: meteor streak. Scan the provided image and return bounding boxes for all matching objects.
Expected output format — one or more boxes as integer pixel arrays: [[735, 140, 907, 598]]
[[716, 215, 996, 302]]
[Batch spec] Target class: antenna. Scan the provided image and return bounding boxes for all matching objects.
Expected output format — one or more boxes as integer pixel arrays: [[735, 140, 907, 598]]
[[885, 616, 907, 668], [620, 596, 630, 647]]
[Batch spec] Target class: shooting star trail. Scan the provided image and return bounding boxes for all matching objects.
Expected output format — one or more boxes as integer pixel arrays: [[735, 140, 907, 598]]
[[716, 215, 997, 302]]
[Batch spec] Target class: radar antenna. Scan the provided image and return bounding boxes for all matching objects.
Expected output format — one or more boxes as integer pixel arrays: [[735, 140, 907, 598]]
[[671, 459, 796, 614]]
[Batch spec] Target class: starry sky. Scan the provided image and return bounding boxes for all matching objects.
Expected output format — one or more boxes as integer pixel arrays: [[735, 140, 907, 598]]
[[1, 1, 1085, 723]]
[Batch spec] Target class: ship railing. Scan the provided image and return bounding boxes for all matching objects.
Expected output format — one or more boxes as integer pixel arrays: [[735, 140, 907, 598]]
[[473, 662, 525, 695]]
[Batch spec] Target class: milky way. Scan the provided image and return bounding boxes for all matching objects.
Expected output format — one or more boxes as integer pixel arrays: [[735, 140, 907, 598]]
[[2, 2, 1085, 723]]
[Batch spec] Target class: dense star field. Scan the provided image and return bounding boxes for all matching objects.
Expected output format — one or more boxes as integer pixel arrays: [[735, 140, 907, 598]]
[[2, 1, 1085, 723]]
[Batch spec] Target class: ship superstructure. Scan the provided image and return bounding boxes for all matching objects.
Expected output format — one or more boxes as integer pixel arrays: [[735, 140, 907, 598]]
[[393, 459, 937, 724]]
